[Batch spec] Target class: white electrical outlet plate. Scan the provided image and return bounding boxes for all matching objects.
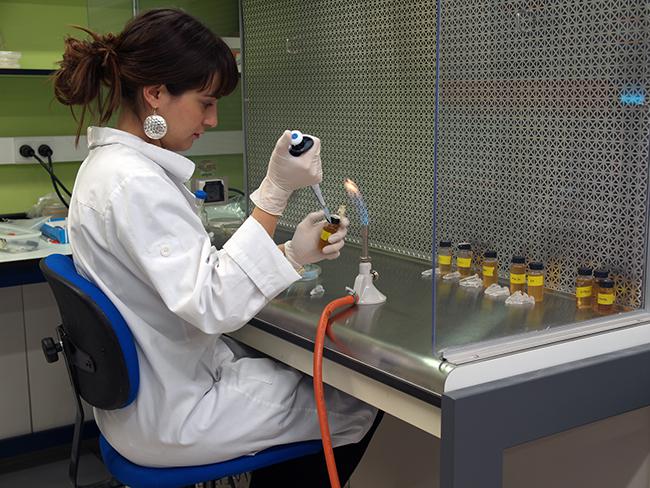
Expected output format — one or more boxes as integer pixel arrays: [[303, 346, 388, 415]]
[[0, 139, 13, 163], [0, 130, 244, 164], [12, 136, 89, 164]]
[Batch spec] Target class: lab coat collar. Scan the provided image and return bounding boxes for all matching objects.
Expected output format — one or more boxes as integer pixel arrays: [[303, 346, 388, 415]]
[[87, 127, 195, 183]]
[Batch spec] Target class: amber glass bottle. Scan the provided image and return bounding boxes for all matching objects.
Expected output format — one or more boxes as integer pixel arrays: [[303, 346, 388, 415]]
[[597, 279, 615, 315], [438, 241, 452, 274], [527, 262, 545, 302], [318, 216, 341, 249], [482, 250, 498, 287], [510, 256, 526, 294], [575, 267, 593, 310], [592, 268, 610, 311], [457, 243, 473, 277]]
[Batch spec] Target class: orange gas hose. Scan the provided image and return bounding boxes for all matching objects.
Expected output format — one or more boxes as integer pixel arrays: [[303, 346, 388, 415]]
[[313, 293, 357, 488]]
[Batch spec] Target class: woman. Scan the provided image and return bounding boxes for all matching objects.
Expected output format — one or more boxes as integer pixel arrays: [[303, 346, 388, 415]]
[[53, 7, 379, 486]]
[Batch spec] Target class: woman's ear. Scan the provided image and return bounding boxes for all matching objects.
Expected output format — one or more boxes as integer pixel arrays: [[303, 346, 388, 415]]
[[141, 84, 166, 110]]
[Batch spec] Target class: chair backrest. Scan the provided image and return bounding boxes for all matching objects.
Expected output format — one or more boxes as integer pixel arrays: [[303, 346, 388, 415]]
[[40, 254, 139, 410]]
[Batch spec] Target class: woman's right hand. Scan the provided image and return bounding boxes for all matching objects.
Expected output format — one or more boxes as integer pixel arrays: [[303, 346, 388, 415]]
[[249, 130, 322, 216]]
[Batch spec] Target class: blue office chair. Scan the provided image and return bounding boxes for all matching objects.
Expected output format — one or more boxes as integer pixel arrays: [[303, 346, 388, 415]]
[[40, 254, 322, 488]]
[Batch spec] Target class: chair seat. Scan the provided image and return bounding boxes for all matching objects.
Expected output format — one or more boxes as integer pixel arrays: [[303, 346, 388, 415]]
[[99, 435, 322, 488]]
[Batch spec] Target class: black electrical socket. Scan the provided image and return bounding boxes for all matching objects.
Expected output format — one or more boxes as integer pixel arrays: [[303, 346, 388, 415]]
[[38, 144, 53, 158], [19, 144, 35, 158]]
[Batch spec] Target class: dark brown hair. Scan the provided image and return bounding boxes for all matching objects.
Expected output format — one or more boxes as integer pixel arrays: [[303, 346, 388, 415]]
[[53, 8, 238, 142]]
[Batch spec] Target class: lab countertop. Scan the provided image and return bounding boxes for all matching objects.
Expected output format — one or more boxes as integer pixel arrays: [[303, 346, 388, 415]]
[[0, 240, 71, 264], [257, 242, 441, 401], [253, 231, 605, 401]]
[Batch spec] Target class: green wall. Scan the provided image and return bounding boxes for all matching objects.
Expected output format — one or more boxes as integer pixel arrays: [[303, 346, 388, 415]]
[[139, 0, 239, 37], [0, 0, 243, 214], [87, 0, 134, 35], [0, 0, 88, 69]]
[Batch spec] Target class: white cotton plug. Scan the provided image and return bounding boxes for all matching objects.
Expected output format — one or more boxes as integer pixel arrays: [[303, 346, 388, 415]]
[[484, 284, 510, 297], [310, 284, 325, 296], [459, 274, 483, 288], [442, 271, 461, 281], [505, 290, 535, 305]]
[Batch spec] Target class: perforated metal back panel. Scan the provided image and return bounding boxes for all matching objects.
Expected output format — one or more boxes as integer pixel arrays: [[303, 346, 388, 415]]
[[241, 0, 437, 260], [242, 0, 650, 308]]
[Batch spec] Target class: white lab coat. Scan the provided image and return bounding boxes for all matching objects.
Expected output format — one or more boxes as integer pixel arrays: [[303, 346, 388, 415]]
[[68, 127, 376, 467]]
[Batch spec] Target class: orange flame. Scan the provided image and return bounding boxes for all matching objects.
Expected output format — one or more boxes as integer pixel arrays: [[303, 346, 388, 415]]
[[343, 178, 360, 196]]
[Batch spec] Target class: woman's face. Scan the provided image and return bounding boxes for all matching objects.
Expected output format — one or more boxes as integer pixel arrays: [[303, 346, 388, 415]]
[[156, 84, 219, 152]]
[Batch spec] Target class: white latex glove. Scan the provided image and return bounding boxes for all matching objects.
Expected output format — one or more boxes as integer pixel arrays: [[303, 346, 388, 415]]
[[284, 210, 349, 270], [250, 130, 322, 216]]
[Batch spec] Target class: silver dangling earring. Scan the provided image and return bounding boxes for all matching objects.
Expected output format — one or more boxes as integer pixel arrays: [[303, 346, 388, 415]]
[[143, 108, 168, 140]]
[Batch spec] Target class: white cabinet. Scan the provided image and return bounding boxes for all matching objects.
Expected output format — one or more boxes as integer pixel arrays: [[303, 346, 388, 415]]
[[22, 283, 92, 432], [0, 286, 31, 439]]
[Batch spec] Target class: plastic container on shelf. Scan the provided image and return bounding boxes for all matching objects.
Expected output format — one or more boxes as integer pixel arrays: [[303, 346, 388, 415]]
[[28, 193, 68, 219], [0, 51, 22, 69], [0, 223, 41, 253]]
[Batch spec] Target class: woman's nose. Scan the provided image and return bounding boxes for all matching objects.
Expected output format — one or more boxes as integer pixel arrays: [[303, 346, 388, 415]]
[[205, 104, 218, 128]]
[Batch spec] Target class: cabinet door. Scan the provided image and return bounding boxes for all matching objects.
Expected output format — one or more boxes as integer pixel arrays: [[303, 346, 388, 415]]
[[0, 286, 31, 439], [23, 283, 92, 432]]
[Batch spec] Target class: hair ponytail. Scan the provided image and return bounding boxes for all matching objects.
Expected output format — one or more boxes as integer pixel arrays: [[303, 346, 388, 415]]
[[53, 27, 122, 144]]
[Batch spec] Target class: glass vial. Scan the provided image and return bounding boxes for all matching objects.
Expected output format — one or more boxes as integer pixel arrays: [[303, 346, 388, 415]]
[[575, 267, 593, 310], [194, 190, 208, 227], [527, 261, 545, 302], [318, 215, 341, 249], [592, 268, 610, 311], [510, 256, 526, 294], [482, 250, 498, 287], [438, 241, 452, 274], [457, 243, 473, 277], [597, 279, 615, 315]]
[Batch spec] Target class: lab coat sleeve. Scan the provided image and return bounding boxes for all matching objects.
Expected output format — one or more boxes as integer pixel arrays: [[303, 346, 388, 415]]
[[105, 172, 300, 335]]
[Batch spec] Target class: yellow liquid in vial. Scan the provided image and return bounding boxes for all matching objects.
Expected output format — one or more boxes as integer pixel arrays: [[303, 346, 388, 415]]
[[510, 263, 526, 294], [597, 291, 615, 315], [576, 277, 593, 310], [592, 282, 603, 311], [527, 284, 544, 302], [528, 272, 544, 302], [438, 254, 452, 274], [482, 261, 498, 287], [457, 256, 472, 277]]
